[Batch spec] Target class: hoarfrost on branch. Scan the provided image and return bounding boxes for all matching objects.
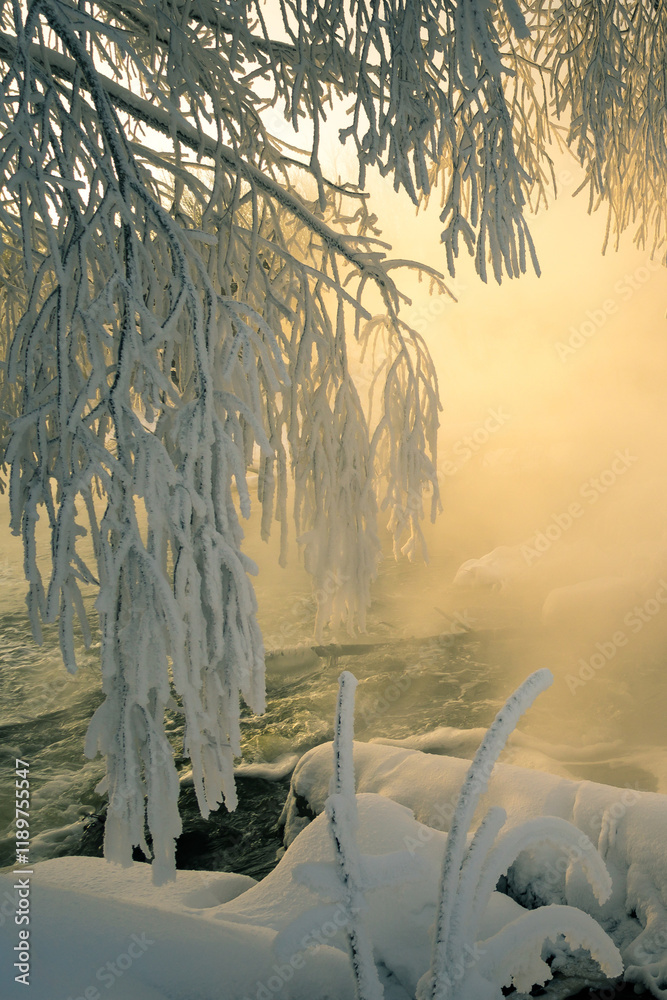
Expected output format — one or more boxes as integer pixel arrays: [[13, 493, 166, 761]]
[[0, 0, 665, 874]]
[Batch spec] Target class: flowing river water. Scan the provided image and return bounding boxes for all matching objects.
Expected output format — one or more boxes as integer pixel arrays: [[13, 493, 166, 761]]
[[2, 486, 667, 889]]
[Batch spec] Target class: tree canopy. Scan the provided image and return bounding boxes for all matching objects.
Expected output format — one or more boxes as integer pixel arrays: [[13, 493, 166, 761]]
[[0, 0, 665, 878]]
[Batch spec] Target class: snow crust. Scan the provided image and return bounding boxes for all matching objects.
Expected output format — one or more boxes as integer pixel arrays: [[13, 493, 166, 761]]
[[0, 858, 354, 1000]]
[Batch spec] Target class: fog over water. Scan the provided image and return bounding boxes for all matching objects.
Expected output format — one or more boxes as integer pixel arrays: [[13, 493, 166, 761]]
[[338, 166, 667, 779]]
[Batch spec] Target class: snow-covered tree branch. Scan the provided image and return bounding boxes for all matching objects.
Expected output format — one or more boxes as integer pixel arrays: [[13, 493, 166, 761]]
[[0, 0, 665, 876]]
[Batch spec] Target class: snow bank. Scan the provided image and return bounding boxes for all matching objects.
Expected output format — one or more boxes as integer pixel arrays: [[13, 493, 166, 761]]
[[452, 545, 526, 591], [0, 859, 354, 1000], [0, 790, 623, 1000], [541, 576, 641, 632], [370, 727, 626, 781], [2, 738, 666, 999], [282, 740, 667, 995]]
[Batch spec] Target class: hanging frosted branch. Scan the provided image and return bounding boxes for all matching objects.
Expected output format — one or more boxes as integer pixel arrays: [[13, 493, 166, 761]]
[[0, 0, 292, 880], [3, 0, 667, 882], [532, 0, 667, 257], [0, 0, 445, 876]]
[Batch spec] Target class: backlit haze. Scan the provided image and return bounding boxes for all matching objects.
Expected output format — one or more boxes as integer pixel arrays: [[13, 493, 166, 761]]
[[243, 127, 667, 779]]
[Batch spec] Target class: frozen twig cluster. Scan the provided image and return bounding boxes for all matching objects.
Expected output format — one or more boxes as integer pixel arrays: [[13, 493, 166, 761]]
[[417, 667, 622, 999], [533, 0, 667, 255], [0, 0, 446, 874], [311, 670, 622, 1000]]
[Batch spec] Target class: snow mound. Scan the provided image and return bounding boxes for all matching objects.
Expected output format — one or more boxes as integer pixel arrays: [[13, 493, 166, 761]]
[[282, 739, 667, 997], [0, 859, 353, 1000], [0, 788, 623, 1000]]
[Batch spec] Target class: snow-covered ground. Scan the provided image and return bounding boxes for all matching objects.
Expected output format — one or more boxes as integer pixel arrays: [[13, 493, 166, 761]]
[[4, 722, 667, 998]]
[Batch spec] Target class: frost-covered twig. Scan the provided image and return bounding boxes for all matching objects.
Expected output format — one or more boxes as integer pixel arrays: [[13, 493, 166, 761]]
[[476, 904, 623, 994], [416, 667, 624, 1000], [420, 669, 554, 999], [326, 671, 384, 1000]]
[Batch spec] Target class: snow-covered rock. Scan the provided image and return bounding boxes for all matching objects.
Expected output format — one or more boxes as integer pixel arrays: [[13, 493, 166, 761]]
[[281, 739, 667, 996], [0, 791, 621, 1000], [4, 734, 667, 999], [452, 546, 526, 591]]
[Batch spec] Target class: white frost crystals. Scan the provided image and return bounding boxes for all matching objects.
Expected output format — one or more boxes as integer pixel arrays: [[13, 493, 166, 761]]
[[301, 669, 624, 1000], [0, 0, 449, 881]]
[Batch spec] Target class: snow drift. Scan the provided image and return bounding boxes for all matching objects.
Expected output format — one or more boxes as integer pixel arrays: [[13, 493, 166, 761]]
[[282, 738, 667, 997]]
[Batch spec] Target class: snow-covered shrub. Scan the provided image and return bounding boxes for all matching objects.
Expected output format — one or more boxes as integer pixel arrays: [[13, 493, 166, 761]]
[[417, 668, 623, 999], [291, 669, 623, 1000]]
